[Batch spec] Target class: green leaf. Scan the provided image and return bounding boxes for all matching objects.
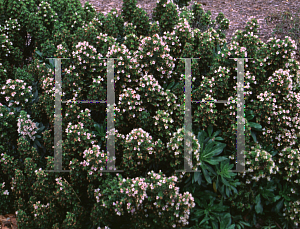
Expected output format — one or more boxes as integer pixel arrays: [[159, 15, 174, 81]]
[[221, 177, 230, 187], [245, 110, 255, 121], [220, 213, 232, 229], [203, 140, 215, 155], [206, 156, 228, 165], [199, 215, 210, 225], [204, 163, 216, 175], [202, 168, 212, 184], [211, 220, 218, 229], [167, 81, 175, 90], [35, 140, 42, 148], [212, 129, 222, 138], [275, 199, 284, 213], [197, 175, 202, 185], [206, 159, 221, 165], [172, 82, 183, 92], [248, 122, 262, 131], [184, 175, 192, 184], [94, 123, 101, 132], [207, 125, 213, 137], [251, 130, 257, 142], [255, 194, 260, 204], [198, 130, 207, 143], [273, 195, 281, 202], [255, 195, 263, 214], [255, 201, 263, 214], [38, 126, 45, 132], [46, 63, 54, 70], [203, 142, 226, 159], [35, 50, 43, 57], [195, 198, 201, 206], [194, 172, 201, 184], [246, 114, 255, 121], [163, 83, 167, 89]]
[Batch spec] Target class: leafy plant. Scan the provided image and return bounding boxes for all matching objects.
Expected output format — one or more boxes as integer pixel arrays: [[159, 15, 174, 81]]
[[1, 0, 300, 228], [191, 125, 228, 185]]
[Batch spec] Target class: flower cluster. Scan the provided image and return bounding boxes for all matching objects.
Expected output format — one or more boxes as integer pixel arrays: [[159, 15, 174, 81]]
[[240, 143, 279, 183], [17, 110, 39, 141], [92, 171, 195, 228], [1, 79, 33, 110]]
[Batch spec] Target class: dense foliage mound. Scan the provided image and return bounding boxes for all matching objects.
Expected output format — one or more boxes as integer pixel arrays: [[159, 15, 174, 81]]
[[0, 0, 300, 228]]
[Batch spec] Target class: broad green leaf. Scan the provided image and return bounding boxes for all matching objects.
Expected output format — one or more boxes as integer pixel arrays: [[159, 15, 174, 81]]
[[255, 194, 263, 214], [273, 195, 281, 202], [275, 199, 284, 213], [221, 177, 230, 187], [35, 140, 42, 148], [194, 172, 201, 184], [206, 159, 220, 165], [38, 126, 45, 132], [211, 220, 218, 229], [212, 129, 222, 138], [248, 122, 262, 130], [203, 142, 226, 159], [199, 215, 210, 225], [94, 123, 101, 132], [261, 188, 275, 199], [35, 50, 43, 57], [203, 140, 215, 155], [225, 187, 230, 197], [231, 186, 238, 194], [204, 164, 216, 175], [206, 156, 228, 165], [195, 198, 201, 206], [184, 175, 192, 184], [220, 213, 232, 229], [197, 175, 202, 185], [255, 201, 263, 214], [246, 114, 255, 121], [167, 81, 175, 90], [255, 194, 260, 204], [207, 125, 213, 137], [172, 82, 183, 92], [198, 130, 207, 141], [251, 130, 257, 142], [202, 168, 212, 184]]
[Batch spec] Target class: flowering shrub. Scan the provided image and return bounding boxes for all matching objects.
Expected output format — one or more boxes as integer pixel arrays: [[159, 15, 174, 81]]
[[0, 0, 300, 228], [90, 171, 195, 228]]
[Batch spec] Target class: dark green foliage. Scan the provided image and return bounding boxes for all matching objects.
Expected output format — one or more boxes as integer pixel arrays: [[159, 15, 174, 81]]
[[0, 0, 300, 228]]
